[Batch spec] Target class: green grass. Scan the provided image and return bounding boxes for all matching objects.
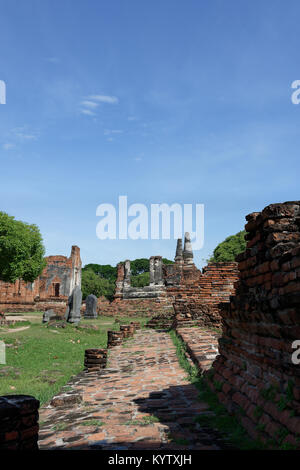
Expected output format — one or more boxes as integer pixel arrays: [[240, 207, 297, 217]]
[[78, 419, 104, 427], [169, 330, 266, 450], [123, 416, 160, 426], [0, 320, 32, 329], [0, 313, 148, 405], [168, 435, 190, 445]]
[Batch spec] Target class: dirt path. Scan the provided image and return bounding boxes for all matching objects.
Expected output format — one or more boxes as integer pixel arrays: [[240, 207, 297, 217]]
[[38, 330, 227, 450], [5, 315, 39, 321], [0, 326, 30, 334]]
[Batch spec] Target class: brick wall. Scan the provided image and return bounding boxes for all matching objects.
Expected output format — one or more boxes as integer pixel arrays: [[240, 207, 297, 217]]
[[96, 251, 238, 325], [0, 395, 39, 450], [97, 297, 174, 318], [0, 246, 81, 313], [168, 262, 239, 328], [205, 202, 300, 448]]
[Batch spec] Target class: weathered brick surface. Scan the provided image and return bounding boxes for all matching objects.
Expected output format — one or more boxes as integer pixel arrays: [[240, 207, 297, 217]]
[[38, 330, 229, 450], [176, 327, 220, 373], [205, 201, 300, 447], [98, 297, 174, 318], [0, 246, 81, 313], [84, 349, 107, 372], [168, 262, 239, 329], [0, 395, 39, 450]]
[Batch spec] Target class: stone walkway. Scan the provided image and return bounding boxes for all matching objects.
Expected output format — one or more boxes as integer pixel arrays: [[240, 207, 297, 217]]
[[176, 327, 220, 373], [38, 330, 227, 450]]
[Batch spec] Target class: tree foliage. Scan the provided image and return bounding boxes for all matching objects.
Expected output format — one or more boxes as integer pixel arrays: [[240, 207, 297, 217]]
[[82, 263, 117, 281], [129, 257, 174, 275], [209, 230, 247, 263], [131, 272, 150, 287], [129, 258, 149, 275], [0, 212, 46, 283], [81, 269, 115, 300]]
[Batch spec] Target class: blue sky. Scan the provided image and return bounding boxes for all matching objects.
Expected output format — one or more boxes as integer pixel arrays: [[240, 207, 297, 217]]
[[0, 0, 299, 268]]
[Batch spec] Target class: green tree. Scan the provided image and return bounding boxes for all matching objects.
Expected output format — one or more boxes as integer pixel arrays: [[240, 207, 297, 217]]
[[0, 212, 46, 283], [162, 258, 174, 265], [81, 269, 115, 300], [130, 258, 149, 275], [83, 263, 117, 281], [129, 257, 174, 275], [131, 272, 150, 287], [209, 230, 247, 263]]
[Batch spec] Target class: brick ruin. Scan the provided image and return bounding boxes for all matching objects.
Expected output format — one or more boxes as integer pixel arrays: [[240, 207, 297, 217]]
[[98, 233, 238, 328], [165, 235, 239, 329], [0, 246, 82, 314], [205, 202, 300, 446], [2, 202, 300, 449], [0, 395, 39, 450], [109, 255, 174, 319]]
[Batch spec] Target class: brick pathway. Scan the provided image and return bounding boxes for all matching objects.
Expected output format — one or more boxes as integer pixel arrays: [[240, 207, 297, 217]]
[[38, 330, 226, 450], [176, 327, 220, 373]]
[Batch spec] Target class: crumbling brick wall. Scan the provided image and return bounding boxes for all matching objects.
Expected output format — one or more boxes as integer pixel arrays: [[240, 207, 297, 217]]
[[101, 297, 174, 317], [0, 246, 81, 313], [106, 258, 174, 317], [0, 279, 40, 312], [205, 202, 300, 447], [106, 239, 238, 324], [0, 395, 39, 450], [167, 262, 239, 329]]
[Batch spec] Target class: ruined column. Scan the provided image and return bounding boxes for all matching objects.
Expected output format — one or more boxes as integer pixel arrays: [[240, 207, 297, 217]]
[[183, 232, 194, 265], [149, 257, 155, 285], [123, 260, 131, 289], [149, 256, 163, 286], [65, 285, 82, 324], [174, 238, 183, 265], [84, 294, 98, 319], [114, 262, 125, 299]]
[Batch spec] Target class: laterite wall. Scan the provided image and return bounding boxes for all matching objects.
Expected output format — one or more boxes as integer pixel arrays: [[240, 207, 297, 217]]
[[205, 202, 300, 447]]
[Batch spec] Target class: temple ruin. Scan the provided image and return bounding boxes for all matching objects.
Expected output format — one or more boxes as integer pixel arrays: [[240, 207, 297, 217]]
[[0, 245, 82, 313], [98, 233, 239, 326]]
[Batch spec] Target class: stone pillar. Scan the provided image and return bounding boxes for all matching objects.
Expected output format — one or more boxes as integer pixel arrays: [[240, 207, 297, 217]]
[[84, 294, 97, 319], [70, 245, 82, 293], [123, 260, 131, 289], [66, 285, 82, 324], [174, 238, 183, 265], [114, 263, 125, 299], [149, 257, 155, 285], [183, 232, 194, 265], [149, 256, 164, 286]]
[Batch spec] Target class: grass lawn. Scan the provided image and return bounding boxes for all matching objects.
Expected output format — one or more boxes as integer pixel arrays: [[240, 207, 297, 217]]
[[0, 313, 148, 405]]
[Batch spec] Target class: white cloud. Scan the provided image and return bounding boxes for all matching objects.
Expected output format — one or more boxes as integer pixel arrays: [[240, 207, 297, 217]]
[[10, 127, 39, 142], [81, 109, 96, 116], [80, 94, 118, 117], [87, 95, 119, 104], [16, 133, 37, 140], [80, 100, 99, 109], [2, 143, 15, 150]]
